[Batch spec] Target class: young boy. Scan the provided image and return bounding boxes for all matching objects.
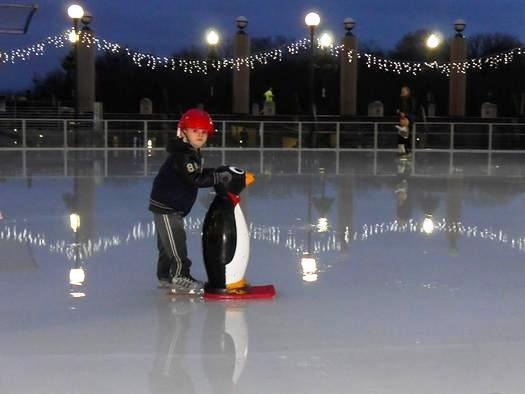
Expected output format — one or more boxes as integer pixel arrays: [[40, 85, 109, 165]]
[[149, 108, 231, 294]]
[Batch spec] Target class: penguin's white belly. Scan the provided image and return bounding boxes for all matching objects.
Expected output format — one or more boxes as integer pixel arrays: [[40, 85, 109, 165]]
[[225, 205, 250, 284]]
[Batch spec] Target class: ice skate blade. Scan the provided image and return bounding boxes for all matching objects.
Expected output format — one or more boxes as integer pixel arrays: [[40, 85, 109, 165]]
[[167, 288, 204, 296]]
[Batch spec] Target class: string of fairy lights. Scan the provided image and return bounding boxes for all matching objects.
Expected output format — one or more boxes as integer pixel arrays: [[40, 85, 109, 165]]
[[1, 29, 523, 76], [1, 217, 524, 262]]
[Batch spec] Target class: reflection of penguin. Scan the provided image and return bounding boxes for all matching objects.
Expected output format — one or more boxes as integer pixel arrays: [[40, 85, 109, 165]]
[[202, 302, 248, 394], [202, 166, 254, 293]]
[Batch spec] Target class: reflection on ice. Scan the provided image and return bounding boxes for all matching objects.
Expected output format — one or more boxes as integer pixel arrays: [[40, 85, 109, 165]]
[[422, 214, 435, 235], [2, 216, 525, 265], [68, 266, 85, 286], [300, 255, 319, 282], [1, 157, 525, 392]]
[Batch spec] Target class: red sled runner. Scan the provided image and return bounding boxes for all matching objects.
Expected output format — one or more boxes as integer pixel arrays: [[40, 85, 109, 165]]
[[204, 284, 276, 300]]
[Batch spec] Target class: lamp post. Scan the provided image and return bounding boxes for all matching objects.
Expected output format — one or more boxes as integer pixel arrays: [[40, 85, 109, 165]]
[[206, 29, 220, 112], [423, 31, 443, 121], [305, 12, 320, 116], [78, 11, 95, 117], [318, 32, 333, 113], [67, 4, 84, 122], [233, 16, 250, 114], [340, 17, 357, 116], [449, 19, 467, 116]]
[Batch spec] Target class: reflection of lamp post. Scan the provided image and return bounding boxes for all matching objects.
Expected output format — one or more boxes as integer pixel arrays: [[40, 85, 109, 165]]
[[301, 175, 319, 282], [68, 208, 86, 297], [305, 12, 320, 116], [69, 213, 80, 232], [422, 214, 435, 235], [206, 29, 220, 111], [312, 169, 334, 232], [69, 266, 86, 286], [300, 255, 318, 282], [67, 4, 84, 122], [420, 187, 439, 235]]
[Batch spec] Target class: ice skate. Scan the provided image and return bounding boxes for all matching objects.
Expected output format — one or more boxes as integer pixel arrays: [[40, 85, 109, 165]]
[[169, 275, 204, 295]]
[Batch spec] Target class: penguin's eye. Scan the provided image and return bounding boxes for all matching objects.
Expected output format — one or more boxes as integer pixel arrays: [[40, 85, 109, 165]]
[[229, 166, 244, 175]]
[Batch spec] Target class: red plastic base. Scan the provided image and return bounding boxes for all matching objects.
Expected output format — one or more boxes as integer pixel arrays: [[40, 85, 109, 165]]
[[204, 284, 276, 300]]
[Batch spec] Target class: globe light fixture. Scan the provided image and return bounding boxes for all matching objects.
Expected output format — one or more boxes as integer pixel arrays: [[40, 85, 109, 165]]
[[304, 11, 320, 27], [319, 32, 334, 48], [343, 17, 355, 34], [454, 19, 466, 34], [206, 29, 220, 46], [236, 16, 248, 31], [67, 4, 84, 20], [68, 30, 79, 43], [426, 32, 442, 49]]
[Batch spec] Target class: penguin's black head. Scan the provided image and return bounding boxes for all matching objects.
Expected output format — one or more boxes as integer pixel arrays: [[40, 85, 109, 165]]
[[214, 166, 255, 198]]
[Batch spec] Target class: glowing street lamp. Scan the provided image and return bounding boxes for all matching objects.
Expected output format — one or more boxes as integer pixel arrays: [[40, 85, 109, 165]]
[[318, 32, 334, 48], [304, 12, 320, 29], [206, 29, 220, 46], [426, 32, 442, 49]]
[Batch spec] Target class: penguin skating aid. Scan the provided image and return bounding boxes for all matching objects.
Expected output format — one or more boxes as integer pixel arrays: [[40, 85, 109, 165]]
[[201, 166, 276, 299]]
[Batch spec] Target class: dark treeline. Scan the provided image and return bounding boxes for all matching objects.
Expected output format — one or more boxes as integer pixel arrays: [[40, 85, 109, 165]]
[[26, 30, 525, 116]]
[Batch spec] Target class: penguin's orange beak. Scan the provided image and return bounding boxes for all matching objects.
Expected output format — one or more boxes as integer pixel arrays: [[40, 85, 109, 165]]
[[245, 171, 255, 186]]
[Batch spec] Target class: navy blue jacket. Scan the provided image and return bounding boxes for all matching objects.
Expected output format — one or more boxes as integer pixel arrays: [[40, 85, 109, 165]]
[[149, 138, 220, 216]]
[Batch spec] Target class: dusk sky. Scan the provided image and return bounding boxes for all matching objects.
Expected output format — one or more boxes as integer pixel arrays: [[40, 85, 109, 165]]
[[1, 0, 524, 90]]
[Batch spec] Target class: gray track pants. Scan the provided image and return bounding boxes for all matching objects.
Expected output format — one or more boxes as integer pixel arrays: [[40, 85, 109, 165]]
[[153, 212, 192, 280]]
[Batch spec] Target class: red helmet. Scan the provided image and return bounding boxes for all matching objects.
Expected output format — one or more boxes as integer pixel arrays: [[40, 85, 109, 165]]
[[178, 108, 215, 135]]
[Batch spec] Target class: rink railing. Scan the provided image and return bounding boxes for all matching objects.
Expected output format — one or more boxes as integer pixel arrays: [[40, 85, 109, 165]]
[[2, 118, 525, 151], [1, 119, 525, 176]]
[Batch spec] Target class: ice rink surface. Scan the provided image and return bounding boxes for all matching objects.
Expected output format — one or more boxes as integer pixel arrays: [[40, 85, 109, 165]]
[[1, 150, 525, 394]]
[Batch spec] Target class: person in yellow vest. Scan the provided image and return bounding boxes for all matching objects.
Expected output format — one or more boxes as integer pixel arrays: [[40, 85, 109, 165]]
[[263, 87, 274, 102]]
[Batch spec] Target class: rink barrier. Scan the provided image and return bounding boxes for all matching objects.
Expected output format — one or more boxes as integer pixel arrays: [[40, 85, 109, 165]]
[[1, 119, 525, 176]]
